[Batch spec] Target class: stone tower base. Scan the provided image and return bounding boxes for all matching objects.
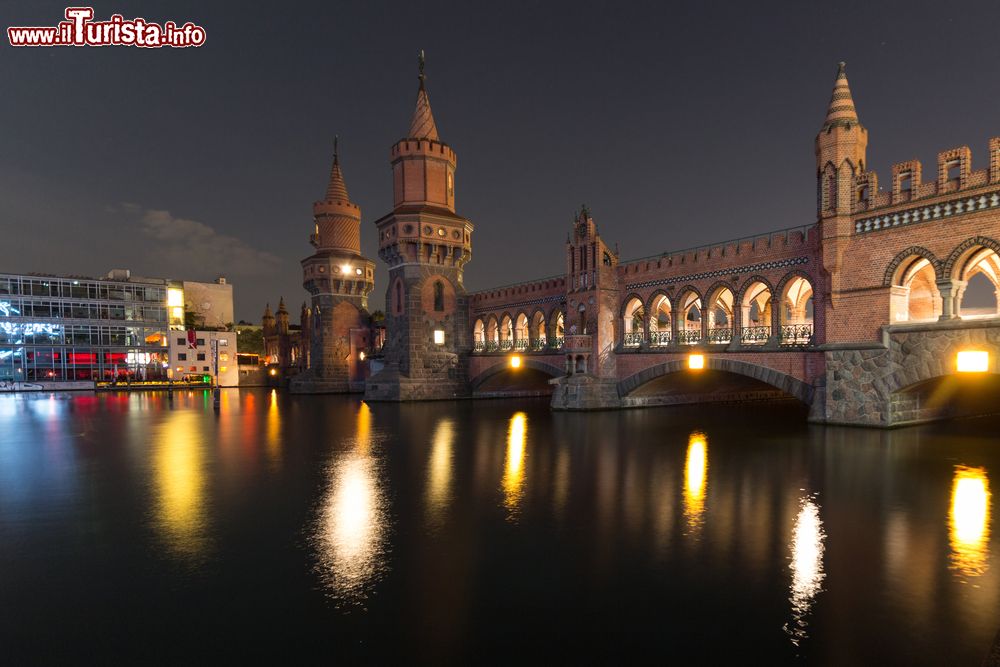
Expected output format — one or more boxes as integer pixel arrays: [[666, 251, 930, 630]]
[[364, 366, 469, 402], [550, 374, 622, 410], [289, 371, 364, 394]]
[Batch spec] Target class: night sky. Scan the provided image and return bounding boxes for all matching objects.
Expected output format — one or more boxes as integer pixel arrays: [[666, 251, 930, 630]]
[[3, 0, 1000, 320]]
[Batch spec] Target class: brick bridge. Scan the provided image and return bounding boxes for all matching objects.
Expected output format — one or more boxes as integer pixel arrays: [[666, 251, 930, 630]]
[[459, 65, 1000, 426], [286, 58, 1000, 427]]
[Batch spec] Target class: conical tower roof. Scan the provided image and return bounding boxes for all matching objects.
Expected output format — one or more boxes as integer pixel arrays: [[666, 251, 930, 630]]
[[324, 136, 351, 202], [821, 62, 861, 131], [408, 51, 440, 140], [263, 302, 273, 318]]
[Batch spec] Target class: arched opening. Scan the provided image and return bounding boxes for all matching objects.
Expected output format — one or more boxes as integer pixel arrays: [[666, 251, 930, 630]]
[[473, 318, 485, 351], [705, 287, 734, 344], [531, 311, 547, 350], [678, 290, 702, 344], [779, 277, 814, 345], [576, 305, 587, 335], [622, 297, 644, 347], [473, 360, 560, 397], [649, 294, 672, 346], [575, 355, 588, 374], [514, 313, 529, 350], [499, 315, 513, 350], [740, 281, 773, 345], [890, 257, 940, 323], [485, 316, 499, 351], [956, 247, 1000, 318], [552, 312, 565, 348], [618, 359, 811, 409], [891, 372, 1000, 425]]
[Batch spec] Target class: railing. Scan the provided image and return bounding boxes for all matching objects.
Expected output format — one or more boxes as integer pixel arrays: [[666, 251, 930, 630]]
[[649, 331, 672, 347], [499, 339, 514, 351], [550, 337, 565, 350], [677, 329, 702, 345], [514, 338, 529, 351], [531, 338, 548, 351], [483, 340, 499, 352], [623, 332, 643, 347], [779, 323, 814, 346], [474, 340, 486, 352], [740, 326, 771, 344], [707, 327, 732, 344]]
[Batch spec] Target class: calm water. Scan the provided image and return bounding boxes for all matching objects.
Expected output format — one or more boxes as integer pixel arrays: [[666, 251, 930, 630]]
[[1, 390, 999, 664]]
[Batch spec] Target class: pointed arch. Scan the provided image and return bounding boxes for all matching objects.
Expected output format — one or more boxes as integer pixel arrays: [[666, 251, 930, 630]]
[[883, 246, 942, 286], [944, 236, 1000, 279]]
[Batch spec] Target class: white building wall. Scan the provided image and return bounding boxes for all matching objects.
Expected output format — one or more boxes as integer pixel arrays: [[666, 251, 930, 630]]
[[168, 330, 239, 386]]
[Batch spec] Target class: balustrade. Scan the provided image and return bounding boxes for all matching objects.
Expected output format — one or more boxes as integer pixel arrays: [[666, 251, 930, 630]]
[[649, 331, 672, 347], [623, 332, 643, 348], [707, 327, 733, 344], [740, 326, 771, 344], [779, 323, 813, 346], [676, 329, 702, 345]]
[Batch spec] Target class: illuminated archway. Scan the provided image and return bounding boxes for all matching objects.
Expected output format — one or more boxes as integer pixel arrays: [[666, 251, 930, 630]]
[[889, 255, 941, 323], [648, 293, 672, 346], [485, 316, 499, 351], [779, 275, 814, 345], [531, 311, 547, 349], [677, 289, 702, 344], [499, 314, 513, 349], [740, 280, 773, 345], [622, 296, 645, 347], [473, 318, 485, 351], [705, 284, 734, 344], [552, 311, 565, 346], [954, 245, 1000, 318], [514, 313, 530, 350]]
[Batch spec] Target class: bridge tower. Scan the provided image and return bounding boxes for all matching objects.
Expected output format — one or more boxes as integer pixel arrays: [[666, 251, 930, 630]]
[[550, 206, 622, 409], [290, 139, 376, 393], [365, 53, 475, 401], [816, 62, 867, 340]]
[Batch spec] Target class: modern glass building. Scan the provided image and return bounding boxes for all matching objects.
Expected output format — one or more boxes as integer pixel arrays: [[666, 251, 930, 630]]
[[0, 271, 181, 384]]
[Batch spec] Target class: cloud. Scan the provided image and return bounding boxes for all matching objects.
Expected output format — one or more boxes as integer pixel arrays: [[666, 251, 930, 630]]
[[137, 208, 281, 276]]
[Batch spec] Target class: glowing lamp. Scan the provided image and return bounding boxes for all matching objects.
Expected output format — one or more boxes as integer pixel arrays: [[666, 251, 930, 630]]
[[269, 368, 277, 376], [433, 329, 445, 345], [688, 353, 705, 370], [510, 355, 521, 369], [167, 288, 184, 307], [341, 264, 351, 275], [957, 350, 989, 373], [359, 351, 366, 361], [171, 307, 183, 319]]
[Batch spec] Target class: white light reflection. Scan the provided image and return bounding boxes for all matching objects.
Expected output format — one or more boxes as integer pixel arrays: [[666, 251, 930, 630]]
[[785, 494, 826, 646], [314, 402, 388, 604], [683, 432, 708, 533], [501, 412, 527, 521], [949, 465, 991, 579]]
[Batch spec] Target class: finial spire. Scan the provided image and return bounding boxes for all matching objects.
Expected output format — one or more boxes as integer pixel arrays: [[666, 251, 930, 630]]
[[822, 61, 860, 131], [408, 50, 439, 140], [333, 135, 339, 164]]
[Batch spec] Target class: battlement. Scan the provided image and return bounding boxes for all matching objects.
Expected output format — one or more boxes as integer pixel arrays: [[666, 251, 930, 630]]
[[391, 138, 457, 164], [853, 137, 1000, 214], [470, 274, 566, 311], [618, 224, 818, 279]]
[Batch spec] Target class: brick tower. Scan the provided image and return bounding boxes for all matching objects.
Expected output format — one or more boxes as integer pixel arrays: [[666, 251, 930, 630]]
[[817, 62, 867, 340], [365, 53, 474, 401], [290, 139, 376, 393]]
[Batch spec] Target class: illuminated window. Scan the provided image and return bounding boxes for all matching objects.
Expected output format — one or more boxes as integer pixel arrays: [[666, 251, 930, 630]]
[[433, 329, 445, 345]]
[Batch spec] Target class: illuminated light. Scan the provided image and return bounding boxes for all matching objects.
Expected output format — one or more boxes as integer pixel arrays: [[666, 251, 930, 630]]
[[502, 412, 528, 520], [785, 496, 826, 645], [359, 351, 366, 361], [266, 389, 281, 466], [355, 268, 362, 275], [433, 329, 445, 345], [175, 366, 183, 372], [341, 264, 351, 275], [153, 411, 209, 559], [683, 432, 708, 532], [269, 368, 277, 376], [949, 465, 991, 578], [510, 355, 521, 369], [219, 366, 227, 373], [956, 350, 990, 373], [425, 419, 455, 528], [167, 288, 184, 308], [0, 301, 21, 316], [688, 353, 705, 370], [171, 307, 183, 319]]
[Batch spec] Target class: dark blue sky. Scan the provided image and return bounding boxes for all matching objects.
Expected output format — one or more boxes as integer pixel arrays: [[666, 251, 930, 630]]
[[3, 0, 999, 319]]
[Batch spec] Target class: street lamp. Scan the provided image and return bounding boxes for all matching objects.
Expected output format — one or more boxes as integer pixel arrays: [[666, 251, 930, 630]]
[[688, 353, 705, 370]]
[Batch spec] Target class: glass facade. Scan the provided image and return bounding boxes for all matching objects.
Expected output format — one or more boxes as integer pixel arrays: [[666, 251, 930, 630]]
[[0, 273, 172, 383]]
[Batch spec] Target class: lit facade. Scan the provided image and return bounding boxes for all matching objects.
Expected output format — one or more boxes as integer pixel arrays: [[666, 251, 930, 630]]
[[167, 330, 239, 386], [0, 271, 173, 384]]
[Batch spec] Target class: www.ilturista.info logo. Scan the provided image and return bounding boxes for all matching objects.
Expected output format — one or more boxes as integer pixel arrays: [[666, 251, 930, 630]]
[[8, 7, 206, 48]]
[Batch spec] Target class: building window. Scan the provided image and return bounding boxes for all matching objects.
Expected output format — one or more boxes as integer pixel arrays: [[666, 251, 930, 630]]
[[178, 353, 187, 361], [176, 337, 185, 345], [197, 353, 205, 361], [196, 338, 205, 346], [203, 366, 209, 372], [433, 281, 444, 311]]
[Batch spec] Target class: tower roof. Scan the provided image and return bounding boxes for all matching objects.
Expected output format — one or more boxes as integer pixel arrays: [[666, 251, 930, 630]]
[[408, 51, 440, 140], [277, 297, 287, 313], [821, 62, 860, 131], [263, 302, 273, 318], [324, 136, 351, 202]]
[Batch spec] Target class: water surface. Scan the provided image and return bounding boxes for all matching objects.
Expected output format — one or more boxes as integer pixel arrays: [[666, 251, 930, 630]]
[[1, 390, 998, 664]]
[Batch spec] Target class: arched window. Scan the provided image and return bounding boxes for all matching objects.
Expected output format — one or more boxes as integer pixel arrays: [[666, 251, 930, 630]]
[[433, 281, 444, 311], [955, 246, 1000, 318], [740, 281, 773, 344], [622, 297, 644, 347], [779, 277, 814, 344]]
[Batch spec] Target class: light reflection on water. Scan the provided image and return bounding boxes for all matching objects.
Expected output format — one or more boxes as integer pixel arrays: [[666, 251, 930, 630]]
[[152, 410, 210, 560], [683, 431, 708, 534], [949, 465, 991, 578], [501, 412, 528, 521], [425, 418, 455, 530], [785, 495, 826, 646], [313, 402, 388, 604]]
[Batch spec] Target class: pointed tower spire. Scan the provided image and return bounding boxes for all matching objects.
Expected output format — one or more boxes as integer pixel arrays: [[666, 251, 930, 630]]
[[324, 135, 351, 202], [263, 302, 273, 318], [821, 62, 860, 132], [408, 50, 440, 140], [277, 297, 287, 313]]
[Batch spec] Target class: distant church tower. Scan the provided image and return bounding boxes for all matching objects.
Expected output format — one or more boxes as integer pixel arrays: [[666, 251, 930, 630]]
[[290, 139, 376, 393], [365, 53, 474, 401]]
